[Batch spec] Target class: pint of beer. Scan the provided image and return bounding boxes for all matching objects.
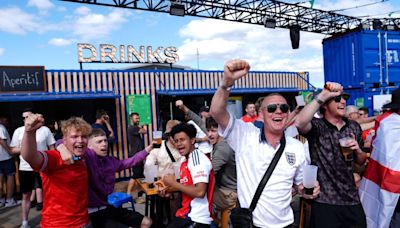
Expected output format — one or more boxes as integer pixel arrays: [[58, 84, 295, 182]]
[[152, 131, 162, 148], [339, 137, 353, 162]]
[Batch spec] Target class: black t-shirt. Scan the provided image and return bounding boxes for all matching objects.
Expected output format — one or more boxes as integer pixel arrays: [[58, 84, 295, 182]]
[[304, 117, 364, 205], [127, 124, 144, 157]]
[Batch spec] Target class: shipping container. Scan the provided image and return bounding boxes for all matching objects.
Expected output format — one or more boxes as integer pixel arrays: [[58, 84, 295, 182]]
[[344, 86, 398, 116], [323, 29, 400, 89]]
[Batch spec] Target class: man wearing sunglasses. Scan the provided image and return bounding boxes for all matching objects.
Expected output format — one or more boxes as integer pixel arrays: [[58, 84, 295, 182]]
[[210, 59, 319, 228], [295, 82, 367, 228]]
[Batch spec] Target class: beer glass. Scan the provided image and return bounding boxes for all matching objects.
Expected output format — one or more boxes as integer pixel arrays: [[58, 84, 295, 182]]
[[152, 131, 162, 148], [339, 137, 353, 162]]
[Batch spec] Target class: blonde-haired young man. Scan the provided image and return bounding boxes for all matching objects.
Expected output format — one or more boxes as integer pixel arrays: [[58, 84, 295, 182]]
[[21, 115, 91, 228]]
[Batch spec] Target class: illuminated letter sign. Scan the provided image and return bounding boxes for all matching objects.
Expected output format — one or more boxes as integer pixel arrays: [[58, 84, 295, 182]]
[[77, 43, 179, 64]]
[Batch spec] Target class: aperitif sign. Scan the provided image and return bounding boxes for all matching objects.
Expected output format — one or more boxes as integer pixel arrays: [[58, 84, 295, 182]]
[[77, 43, 179, 64], [0, 66, 46, 93]]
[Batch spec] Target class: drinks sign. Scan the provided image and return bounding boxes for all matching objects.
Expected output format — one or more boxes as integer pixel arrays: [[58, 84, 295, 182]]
[[78, 43, 179, 64]]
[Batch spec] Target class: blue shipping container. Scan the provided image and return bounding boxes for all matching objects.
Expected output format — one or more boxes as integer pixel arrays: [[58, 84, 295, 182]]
[[323, 29, 400, 89]]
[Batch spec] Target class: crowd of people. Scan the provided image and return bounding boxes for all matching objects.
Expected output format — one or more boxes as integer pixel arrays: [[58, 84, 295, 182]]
[[0, 59, 399, 228]]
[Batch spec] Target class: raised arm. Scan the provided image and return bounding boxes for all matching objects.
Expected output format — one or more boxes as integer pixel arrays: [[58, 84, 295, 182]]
[[20, 114, 45, 170], [295, 82, 342, 134], [285, 106, 303, 128], [176, 100, 206, 132], [356, 116, 376, 124], [117, 144, 153, 171], [210, 59, 250, 130]]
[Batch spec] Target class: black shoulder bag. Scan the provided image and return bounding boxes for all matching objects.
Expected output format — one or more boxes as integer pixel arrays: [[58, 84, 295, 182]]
[[230, 136, 286, 228], [164, 141, 176, 163]]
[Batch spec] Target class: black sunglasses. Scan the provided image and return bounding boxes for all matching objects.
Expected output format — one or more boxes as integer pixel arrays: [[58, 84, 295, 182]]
[[333, 94, 350, 102], [264, 104, 290, 113]]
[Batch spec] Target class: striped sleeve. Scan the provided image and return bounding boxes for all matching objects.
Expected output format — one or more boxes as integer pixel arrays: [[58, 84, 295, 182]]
[[189, 150, 212, 184]]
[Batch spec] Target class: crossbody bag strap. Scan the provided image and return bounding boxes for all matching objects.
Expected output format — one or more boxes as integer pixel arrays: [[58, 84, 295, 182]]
[[164, 141, 176, 163], [249, 136, 286, 212]]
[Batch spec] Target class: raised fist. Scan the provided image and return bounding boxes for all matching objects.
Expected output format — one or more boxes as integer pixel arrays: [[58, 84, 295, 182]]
[[223, 59, 250, 87], [318, 81, 344, 102], [175, 100, 184, 109], [324, 82, 343, 93], [24, 114, 44, 132]]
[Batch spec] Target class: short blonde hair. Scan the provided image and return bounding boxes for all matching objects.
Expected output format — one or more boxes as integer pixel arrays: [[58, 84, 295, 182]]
[[61, 117, 92, 137]]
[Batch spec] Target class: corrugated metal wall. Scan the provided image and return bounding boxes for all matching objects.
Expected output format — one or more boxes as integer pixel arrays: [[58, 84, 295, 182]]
[[46, 69, 309, 179]]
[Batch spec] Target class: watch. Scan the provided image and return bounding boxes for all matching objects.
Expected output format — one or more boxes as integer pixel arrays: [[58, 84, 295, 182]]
[[220, 83, 233, 92]]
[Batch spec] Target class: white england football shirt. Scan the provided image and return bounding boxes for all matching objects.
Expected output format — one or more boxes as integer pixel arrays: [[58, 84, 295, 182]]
[[219, 112, 306, 228]]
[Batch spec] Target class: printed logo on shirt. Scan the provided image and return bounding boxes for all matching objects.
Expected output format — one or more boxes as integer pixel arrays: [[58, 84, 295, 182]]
[[194, 170, 207, 178], [180, 176, 189, 184], [285, 152, 296, 166]]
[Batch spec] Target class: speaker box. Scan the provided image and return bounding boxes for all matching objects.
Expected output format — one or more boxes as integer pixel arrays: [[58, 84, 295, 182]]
[[290, 25, 301, 49]]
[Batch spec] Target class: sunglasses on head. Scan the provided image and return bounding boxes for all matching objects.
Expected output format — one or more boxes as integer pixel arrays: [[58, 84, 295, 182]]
[[332, 94, 350, 102], [264, 104, 290, 113]]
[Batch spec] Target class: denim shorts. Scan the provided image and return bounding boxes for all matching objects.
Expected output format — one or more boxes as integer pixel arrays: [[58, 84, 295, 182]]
[[0, 158, 16, 176]]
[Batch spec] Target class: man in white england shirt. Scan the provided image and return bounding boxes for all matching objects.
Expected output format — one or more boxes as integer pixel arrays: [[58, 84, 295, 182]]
[[210, 59, 320, 227]]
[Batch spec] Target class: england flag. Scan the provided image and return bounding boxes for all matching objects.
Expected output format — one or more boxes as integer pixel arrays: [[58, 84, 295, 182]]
[[359, 112, 400, 228]]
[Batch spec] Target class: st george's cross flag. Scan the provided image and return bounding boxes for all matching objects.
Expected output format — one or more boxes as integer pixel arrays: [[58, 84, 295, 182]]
[[359, 112, 400, 228]]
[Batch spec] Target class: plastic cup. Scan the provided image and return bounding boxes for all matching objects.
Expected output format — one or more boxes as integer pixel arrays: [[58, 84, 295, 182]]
[[339, 137, 353, 162], [144, 164, 158, 185], [295, 95, 305, 107], [152, 131, 162, 148], [303, 165, 318, 195]]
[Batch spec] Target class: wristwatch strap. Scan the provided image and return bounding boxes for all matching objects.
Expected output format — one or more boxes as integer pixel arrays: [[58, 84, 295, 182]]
[[220, 84, 233, 92], [315, 97, 324, 105]]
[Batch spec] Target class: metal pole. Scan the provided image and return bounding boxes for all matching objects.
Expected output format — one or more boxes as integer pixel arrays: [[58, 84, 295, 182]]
[[197, 48, 199, 70], [384, 32, 389, 85], [170, 102, 173, 120], [378, 32, 383, 85]]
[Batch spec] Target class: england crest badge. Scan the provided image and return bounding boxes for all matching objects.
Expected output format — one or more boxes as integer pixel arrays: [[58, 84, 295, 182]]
[[285, 152, 296, 166]]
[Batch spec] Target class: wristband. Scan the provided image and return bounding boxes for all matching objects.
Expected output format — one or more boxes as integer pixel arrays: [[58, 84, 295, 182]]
[[220, 84, 233, 92], [314, 97, 324, 105]]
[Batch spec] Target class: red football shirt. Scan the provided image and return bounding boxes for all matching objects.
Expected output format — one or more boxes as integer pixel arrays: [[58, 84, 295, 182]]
[[39, 150, 89, 228], [176, 150, 214, 224], [241, 115, 257, 123]]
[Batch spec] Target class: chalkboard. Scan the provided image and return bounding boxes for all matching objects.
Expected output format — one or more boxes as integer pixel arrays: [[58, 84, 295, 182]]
[[0, 66, 46, 93], [126, 94, 152, 125]]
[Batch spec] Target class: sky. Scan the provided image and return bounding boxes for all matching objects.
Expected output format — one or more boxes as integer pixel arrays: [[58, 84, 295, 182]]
[[1, 0, 399, 87]]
